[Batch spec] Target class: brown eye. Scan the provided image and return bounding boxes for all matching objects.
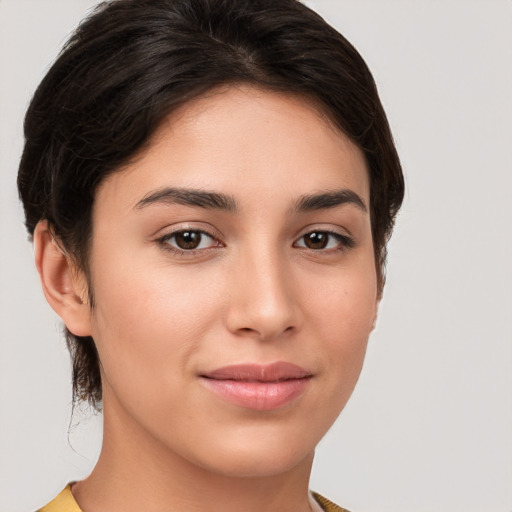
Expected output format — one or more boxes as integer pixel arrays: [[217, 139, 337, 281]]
[[174, 231, 202, 250], [294, 231, 354, 252], [162, 230, 218, 252], [303, 232, 329, 249]]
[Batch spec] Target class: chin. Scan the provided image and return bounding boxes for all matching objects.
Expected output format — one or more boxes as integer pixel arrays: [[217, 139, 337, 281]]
[[201, 446, 314, 479], [178, 422, 320, 479]]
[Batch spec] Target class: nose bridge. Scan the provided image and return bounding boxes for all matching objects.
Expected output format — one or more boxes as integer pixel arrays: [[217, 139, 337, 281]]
[[226, 238, 300, 339]]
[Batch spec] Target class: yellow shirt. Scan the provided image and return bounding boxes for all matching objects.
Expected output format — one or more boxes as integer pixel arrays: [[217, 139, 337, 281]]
[[37, 486, 350, 512]]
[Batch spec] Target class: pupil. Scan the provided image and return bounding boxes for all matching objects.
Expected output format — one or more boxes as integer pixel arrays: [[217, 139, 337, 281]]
[[306, 232, 328, 249], [176, 231, 201, 250]]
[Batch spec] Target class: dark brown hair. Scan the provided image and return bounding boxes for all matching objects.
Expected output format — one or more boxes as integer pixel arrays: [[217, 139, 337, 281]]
[[18, 0, 404, 410]]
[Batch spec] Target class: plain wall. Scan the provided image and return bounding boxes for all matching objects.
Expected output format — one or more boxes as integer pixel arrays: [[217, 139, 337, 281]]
[[1, 1, 511, 511]]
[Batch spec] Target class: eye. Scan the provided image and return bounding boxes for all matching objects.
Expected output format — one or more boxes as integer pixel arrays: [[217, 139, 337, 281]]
[[294, 231, 354, 251], [159, 229, 220, 252]]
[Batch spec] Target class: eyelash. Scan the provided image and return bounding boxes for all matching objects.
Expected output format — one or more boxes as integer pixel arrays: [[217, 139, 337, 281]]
[[157, 229, 222, 256], [156, 228, 355, 256], [293, 230, 355, 252]]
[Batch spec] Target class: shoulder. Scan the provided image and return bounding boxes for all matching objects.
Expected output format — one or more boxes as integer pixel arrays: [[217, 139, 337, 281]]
[[38, 486, 348, 512], [312, 491, 352, 512], [36, 486, 82, 512]]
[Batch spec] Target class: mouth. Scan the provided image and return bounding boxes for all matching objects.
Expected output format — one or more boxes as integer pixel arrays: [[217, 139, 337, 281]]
[[199, 362, 313, 411]]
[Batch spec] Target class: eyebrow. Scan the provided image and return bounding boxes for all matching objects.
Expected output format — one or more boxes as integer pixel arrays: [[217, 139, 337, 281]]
[[134, 186, 367, 215], [134, 187, 237, 212], [292, 189, 367, 213]]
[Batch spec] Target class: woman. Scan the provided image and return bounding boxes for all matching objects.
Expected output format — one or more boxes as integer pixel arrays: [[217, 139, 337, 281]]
[[17, 0, 404, 510]]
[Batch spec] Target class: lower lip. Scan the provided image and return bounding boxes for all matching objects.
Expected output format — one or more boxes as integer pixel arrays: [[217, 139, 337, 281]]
[[200, 377, 311, 411]]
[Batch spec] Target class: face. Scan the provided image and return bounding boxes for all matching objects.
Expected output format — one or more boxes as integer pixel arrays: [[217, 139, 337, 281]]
[[84, 86, 377, 477]]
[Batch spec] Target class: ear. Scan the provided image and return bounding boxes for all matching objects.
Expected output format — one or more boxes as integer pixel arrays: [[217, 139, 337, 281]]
[[371, 297, 381, 332], [33, 220, 92, 337]]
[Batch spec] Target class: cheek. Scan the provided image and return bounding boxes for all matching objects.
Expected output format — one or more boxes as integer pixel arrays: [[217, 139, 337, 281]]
[[87, 250, 225, 389], [305, 260, 377, 388], [307, 257, 377, 335]]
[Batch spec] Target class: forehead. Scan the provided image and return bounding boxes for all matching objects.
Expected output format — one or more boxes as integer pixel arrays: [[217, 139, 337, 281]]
[[96, 85, 370, 212]]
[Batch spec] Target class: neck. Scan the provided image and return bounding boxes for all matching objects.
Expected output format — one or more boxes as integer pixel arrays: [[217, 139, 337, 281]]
[[72, 392, 315, 512]]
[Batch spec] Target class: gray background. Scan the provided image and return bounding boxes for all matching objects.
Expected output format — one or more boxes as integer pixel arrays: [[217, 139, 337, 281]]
[[1, 1, 511, 511]]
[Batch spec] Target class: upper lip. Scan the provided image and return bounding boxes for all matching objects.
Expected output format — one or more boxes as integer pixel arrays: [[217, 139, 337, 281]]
[[200, 362, 312, 382]]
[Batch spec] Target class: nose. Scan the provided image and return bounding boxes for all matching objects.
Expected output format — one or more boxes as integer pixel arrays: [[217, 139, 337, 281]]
[[225, 246, 302, 341]]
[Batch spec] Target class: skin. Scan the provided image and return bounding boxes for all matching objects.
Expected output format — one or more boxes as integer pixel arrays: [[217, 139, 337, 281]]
[[35, 86, 378, 512]]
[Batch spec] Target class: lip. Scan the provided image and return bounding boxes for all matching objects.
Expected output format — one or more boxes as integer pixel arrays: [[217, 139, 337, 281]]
[[199, 362, 313, 411]]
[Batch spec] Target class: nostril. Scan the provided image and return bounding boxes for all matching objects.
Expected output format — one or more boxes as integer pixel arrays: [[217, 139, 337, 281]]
[[235, 324, 296, 339]]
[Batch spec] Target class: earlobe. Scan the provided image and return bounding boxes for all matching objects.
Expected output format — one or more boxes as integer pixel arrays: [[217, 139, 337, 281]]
[[33, 221, 92, 337], [371, 299, 380, 332]]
